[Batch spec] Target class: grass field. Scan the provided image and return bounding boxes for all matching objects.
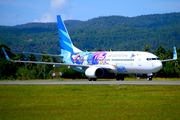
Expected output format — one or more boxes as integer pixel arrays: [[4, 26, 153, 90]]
[[0, 85, 180, 120]]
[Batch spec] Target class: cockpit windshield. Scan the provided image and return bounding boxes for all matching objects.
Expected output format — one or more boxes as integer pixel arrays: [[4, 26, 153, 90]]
[[147, 58, 160, 61]]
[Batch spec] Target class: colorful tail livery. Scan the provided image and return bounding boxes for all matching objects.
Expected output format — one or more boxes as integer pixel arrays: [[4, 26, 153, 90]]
[[2, 15, 178, 81], [57, 15, 81, 54]]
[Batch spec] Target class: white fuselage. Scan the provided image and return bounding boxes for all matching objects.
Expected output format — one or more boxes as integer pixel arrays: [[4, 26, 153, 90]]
[[106, 51, 162, 74], [68, 51, 163, 74]]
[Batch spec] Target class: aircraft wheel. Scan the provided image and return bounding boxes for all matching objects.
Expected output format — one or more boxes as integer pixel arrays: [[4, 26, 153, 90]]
[[120, 76, 124, 81], [88, 78, 92, 81], [116, 75, 124, 81], [147, 77, 152, 81], [93, 78, 97, 81], [116, 76, 120, 81]]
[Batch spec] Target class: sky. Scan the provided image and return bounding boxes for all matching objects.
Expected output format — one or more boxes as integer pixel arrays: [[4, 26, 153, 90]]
[[0, 0, 180, 26]]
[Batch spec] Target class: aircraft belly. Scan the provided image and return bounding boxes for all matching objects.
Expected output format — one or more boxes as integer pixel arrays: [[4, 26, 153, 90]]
[[114, 62, 135, 73]]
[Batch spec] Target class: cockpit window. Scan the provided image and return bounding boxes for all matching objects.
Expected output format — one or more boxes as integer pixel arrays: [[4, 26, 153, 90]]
[[146, 58, 160, 61]]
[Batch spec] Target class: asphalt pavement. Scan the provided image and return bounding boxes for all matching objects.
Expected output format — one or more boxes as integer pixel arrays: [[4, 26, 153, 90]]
[[0, 80, 180, 85]]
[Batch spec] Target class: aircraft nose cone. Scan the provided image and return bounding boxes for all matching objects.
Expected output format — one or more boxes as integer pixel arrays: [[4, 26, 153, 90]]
[[154, 61, 163, 72]]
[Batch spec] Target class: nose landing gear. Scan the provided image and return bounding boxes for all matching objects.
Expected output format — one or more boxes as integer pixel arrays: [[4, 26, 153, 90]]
[[135, 73, 153, 81], [147, 76, 152, 81]]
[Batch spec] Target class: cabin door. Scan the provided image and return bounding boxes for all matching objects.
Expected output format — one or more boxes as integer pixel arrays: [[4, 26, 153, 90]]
[[138, 58, 141, 66]]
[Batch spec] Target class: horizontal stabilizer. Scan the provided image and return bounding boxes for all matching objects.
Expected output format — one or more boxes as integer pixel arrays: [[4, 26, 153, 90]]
[[23, 52, 63, 57]]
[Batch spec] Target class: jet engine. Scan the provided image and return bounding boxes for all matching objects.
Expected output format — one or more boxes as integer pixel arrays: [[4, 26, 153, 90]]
[[85, 67, 104, 78]]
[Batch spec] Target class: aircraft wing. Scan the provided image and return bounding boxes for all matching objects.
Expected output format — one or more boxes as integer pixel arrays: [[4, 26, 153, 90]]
[[2, 47, 89, 67], [2, 47, 117, 72], [161, 46, 177, 62]]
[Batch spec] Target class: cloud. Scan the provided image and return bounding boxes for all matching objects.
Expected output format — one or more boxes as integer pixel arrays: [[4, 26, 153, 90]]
[[35, 0, 72, 23], [50, 0, 67, 11], [33, 19, 39, 22], [40, 13, 54, 22]]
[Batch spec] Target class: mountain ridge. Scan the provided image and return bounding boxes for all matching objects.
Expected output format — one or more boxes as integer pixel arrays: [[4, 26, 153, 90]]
[[0, 12, 179, 54]]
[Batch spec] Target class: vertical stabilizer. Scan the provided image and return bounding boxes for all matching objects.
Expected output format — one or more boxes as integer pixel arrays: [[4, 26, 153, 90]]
[[57, 15, 82, 54]]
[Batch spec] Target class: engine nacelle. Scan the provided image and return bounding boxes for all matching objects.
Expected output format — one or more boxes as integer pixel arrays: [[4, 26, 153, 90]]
[[85, 67, 104, 78]]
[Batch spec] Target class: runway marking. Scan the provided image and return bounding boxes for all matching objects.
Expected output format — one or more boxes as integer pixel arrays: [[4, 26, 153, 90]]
[[0, 80, 180, 85]]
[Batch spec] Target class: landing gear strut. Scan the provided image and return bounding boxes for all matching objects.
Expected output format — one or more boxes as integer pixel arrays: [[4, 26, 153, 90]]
[[116, 74, 124, 81], [147, 76, 152, 81], [135, 74, 153, 81], [88, 78, 97, 81]]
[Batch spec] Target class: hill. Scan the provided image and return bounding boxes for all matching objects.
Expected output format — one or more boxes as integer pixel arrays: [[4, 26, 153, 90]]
[[70, 12, 180, 29], [0, 12, 180, 54]]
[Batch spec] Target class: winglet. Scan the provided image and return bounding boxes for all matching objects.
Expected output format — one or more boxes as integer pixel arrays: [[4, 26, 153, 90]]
[[2, 47, 11, 61], [161, 46, 178, 62], [173, 46, 177, 60]]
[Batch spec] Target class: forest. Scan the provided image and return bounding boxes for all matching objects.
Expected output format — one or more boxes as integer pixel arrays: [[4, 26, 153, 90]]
[[0, 12, 180, 54], [0, 12, 180, 79]]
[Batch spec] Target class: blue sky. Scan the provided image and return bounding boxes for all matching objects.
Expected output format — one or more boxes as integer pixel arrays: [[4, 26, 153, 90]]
[[0, 0, 180, 26]]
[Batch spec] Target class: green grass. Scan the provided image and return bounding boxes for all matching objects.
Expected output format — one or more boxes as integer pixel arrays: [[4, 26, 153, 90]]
[[0, 85, 180, 120]]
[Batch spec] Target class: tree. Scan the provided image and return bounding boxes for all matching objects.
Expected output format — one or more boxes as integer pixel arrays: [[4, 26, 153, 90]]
[[13, 53, 25, 68], [0, 43, 18, 80], [108, 48, 113, 51], [156, 46, 166, 60], [15, 67, 37, 80], [156, 46, 166, 56], [26, 54, 37, 69], [97, 49, 102, 51], [144, 45, 151, 52]]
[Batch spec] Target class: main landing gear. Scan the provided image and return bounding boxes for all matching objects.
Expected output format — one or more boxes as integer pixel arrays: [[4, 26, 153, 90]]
[[116, 74, 124, 81], [88, 78, 97, 81], [147, 76, 152, 81], [88, 74, 125, 81], [135, 74, 153, 81]]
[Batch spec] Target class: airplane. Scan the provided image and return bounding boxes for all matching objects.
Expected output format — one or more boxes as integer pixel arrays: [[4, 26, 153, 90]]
[[2, 15, 177, 81]]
